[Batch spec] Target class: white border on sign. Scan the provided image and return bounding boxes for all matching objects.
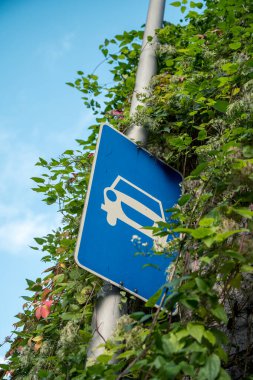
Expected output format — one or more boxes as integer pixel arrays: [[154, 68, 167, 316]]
[[74, 124, 183, 303]]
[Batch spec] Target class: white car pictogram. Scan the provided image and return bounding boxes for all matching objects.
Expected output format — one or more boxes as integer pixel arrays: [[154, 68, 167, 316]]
[[101, 175, 167, 244]]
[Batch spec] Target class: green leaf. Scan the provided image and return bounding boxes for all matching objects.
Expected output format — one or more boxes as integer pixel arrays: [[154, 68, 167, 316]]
[[69, 268, 81, 280], [54, 274, 65, 283], [213, 100, 229, 113], [241, 265, 253, 273], [170, 1, 181, 6], [195, 278, 210, 293], [130, 311, 145, 320], [44, 195, 57, 205], [203, 330, 216, 346], [166, 59, 174, 67], [215, 229, 248, 242], [203, 236, 216, 247], [217, 368, 231, 380], [60, 312, 83, 321], [191, 227, 215, 239], [199, 217, 215, 227], [195, 2, 203, 8], [242, 145, 253, 158], [38, 369, 50, 378], [181, 5, 186, 13], [221, 63, 238, 74], [37, 157, 48, 166], [190, 162, 208, 177], [145, 288, 162, 307], [230, 273, 242, 288], [55, 183, 65, 197], [180, 295, 199, 309], [34, 237, 46, 245], [26, 278, 35, 287], [162, 333, 183, 354], [178, 194, 191, 206], [232, 207, 253, 219], [187, 10, 199, 18], [31, 177, 45, 184], [229, 42, 241, 50], [211, 305, 228, 323], [0, 363, 9, 370], [97, 354, 112, 364], [181, 362, 195, 376], [66, 82, 75, 87], [175, 329, 189, 341], [232, 87, 240, 96], [198, 129, 207, 140], [153, 355, 167, 369], [21, 295, 33, 301], [164, 363, 182, 378], [117, 350, 135, 359], [190, 1, 203, 8], [140, 314, 152, 323], [218, 76, 231, 88], [29, 246, 39, 250], [187, 322, 204, 343], [63, 150, 74, 155], [199, 353, 221, 380]]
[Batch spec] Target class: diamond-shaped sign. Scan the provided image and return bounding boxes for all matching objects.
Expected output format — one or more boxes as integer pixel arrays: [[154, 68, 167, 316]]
[[75, 124, 182, 301]]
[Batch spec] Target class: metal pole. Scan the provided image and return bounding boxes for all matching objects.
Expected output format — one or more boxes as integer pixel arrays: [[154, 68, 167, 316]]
[[127, 0, 166, 144], [87, 284, 122, 362], [87, 0, 165, 362]]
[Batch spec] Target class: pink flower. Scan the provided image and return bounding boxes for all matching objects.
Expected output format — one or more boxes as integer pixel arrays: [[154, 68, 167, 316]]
[[109, 109, 124, 119]]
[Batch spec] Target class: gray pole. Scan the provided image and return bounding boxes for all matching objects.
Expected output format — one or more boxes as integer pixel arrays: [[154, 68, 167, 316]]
[[87, 0, 165, 362], [87, 284, 122, 362], [127, 0, 166, 144]]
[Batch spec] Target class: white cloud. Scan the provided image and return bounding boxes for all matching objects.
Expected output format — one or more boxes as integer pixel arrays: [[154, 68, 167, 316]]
[[0, 109, 92, 259], [0, 141, 41, 196], [36, 32, 75, 67], [0, 211, 60, 256], [0, 109, 93, 259], [0, 203, 20, 220], [47, 111, 94, 146]]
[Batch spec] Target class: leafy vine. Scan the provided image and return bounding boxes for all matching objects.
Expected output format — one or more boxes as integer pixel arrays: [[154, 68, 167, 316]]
[[1, 0, 253, 379]]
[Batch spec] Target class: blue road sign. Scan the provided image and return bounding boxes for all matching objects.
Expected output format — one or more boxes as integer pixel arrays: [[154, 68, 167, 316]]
[[75, 124, 182, 302]]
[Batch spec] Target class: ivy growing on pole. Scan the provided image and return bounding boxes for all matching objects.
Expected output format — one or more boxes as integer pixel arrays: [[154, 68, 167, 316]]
[[1, 0, 253, 378]]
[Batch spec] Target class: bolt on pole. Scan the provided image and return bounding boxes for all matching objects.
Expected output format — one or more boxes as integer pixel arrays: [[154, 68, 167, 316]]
[[86, 0, 166, 363]]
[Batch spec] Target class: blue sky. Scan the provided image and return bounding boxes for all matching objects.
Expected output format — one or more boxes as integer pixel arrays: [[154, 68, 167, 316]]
[[0, 0, 182, 361]]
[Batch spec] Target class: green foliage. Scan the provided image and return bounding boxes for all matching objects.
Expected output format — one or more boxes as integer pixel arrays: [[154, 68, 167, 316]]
[[1, 0, 253, 379]]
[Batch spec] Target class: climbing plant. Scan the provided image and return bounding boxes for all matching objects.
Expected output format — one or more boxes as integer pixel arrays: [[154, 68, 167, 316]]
[[1, 0, 253, 378]]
